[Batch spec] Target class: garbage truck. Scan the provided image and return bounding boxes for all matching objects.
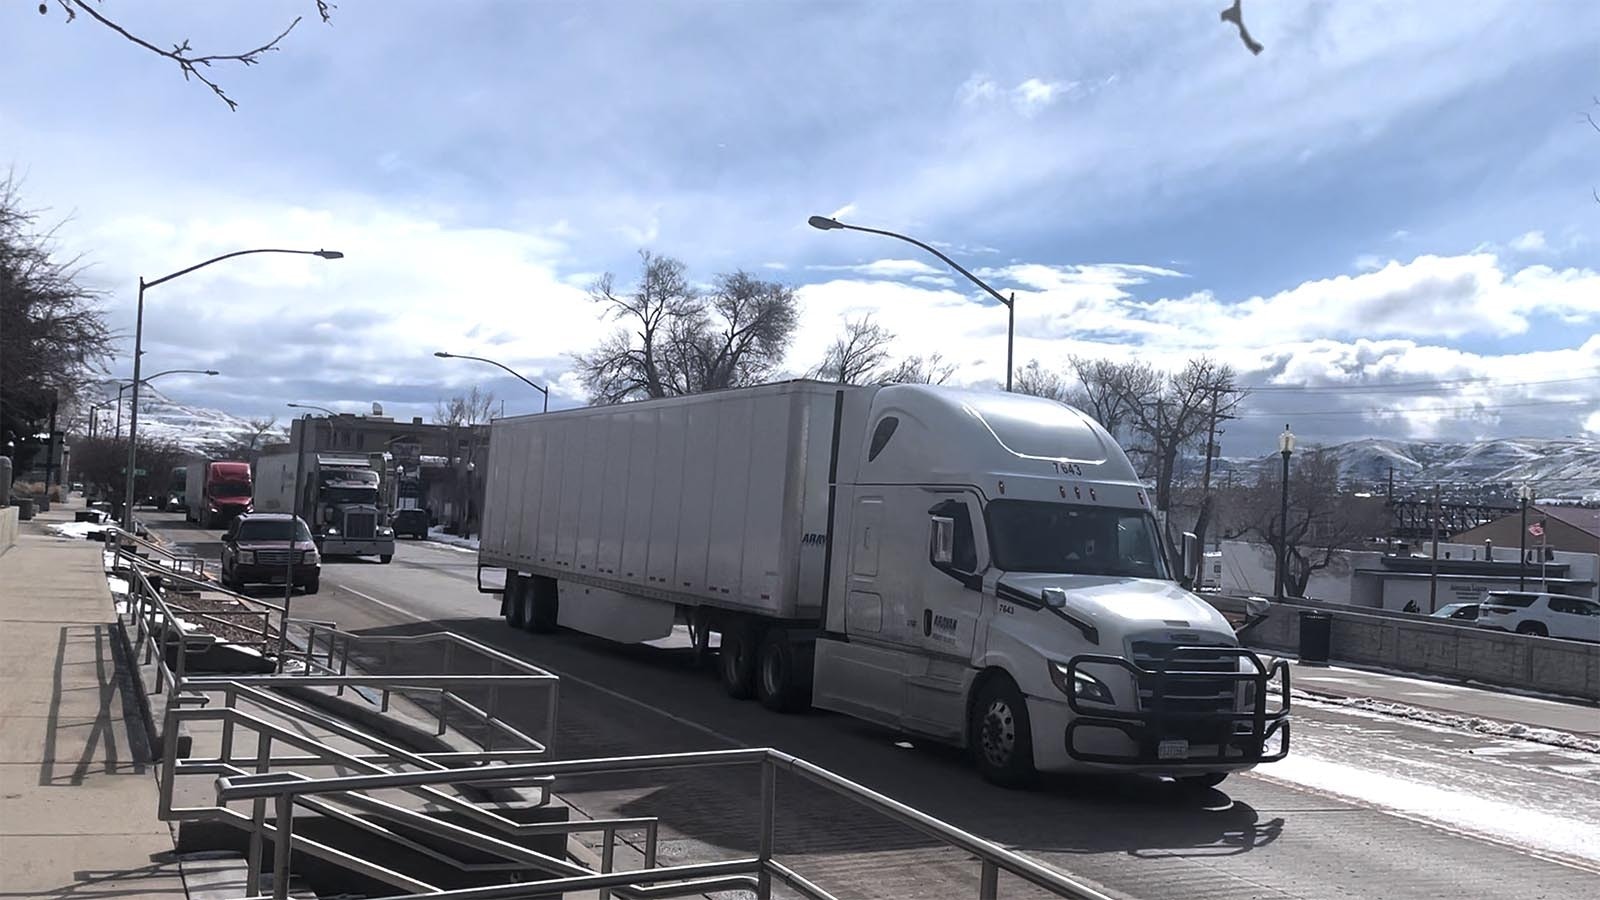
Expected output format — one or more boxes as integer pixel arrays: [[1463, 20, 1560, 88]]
[[254, 452, 395, 563], [475, 381, 1289, 785]]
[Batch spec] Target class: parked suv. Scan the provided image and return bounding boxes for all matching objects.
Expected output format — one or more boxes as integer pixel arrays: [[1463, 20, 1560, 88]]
[[1477, 591, 1600, 641], [390, 507, 429, 540], [220, 513, 321, 594]]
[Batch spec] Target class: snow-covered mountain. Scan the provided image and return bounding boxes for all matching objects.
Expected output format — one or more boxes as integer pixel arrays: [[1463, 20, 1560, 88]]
[[1217, 437, 1600, 500], [91, 385, 284, 455]]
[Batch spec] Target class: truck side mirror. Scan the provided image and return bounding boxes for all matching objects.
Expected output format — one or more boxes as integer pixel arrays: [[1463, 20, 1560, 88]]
[[1041, 587, 1068, 610], [1179, 531, 1201, 589], [929, 516, 955, 566]]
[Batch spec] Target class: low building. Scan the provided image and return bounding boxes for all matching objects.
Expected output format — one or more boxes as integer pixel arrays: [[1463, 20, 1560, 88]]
[[1453, 504, 1600, 557]]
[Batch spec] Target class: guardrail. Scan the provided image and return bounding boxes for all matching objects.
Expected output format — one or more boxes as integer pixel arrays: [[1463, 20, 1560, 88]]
[[104, 524, 207, 578]]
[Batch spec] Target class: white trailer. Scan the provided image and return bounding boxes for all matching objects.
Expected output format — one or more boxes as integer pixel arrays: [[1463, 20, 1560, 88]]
[[477, 381, 1288, 786]]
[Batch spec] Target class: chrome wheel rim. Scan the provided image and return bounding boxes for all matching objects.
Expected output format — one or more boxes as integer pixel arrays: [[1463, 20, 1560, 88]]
[[980, 698, 1016, 768]]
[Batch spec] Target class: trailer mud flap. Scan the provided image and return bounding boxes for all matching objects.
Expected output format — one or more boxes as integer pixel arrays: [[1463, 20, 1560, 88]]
[[1064, 647, 1290, 766]]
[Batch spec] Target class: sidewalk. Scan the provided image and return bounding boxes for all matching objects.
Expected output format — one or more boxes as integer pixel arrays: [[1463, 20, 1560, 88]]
[[1291, 661, 1600, 736], [0, 499, 186, 898]]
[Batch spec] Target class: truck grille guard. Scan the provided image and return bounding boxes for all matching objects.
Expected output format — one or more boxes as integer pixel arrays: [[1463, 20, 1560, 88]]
[[1063, 646, 1290, 766]]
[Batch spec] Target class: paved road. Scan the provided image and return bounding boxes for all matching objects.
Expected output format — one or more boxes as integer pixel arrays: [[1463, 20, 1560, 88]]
[[151, 511, 1600, 900]]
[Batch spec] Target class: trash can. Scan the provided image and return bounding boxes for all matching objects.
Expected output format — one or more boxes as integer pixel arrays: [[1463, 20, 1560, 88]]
[[15, 499, 34, 521], [1298, 611, 1332, 665]]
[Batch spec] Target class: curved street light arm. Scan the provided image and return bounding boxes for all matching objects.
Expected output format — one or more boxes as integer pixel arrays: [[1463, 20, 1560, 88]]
[[144, 248, 342, 290], [823, 219, 1011, 309], [436, 352, 550, 410]]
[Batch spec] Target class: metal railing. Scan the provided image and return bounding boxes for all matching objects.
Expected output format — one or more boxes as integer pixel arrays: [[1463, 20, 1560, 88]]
[[106, 541, 1116, 900], [104, 525, 207, 578], [212, 747, 1117, 900]]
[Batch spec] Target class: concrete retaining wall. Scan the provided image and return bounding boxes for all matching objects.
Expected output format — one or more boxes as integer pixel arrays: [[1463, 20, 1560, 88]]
[[1227, 597, 1600, 701], [0, 507, 17, 555]]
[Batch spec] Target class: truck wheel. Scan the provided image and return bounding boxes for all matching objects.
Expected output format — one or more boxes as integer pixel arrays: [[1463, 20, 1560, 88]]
[[302, 575, 320, 595], [380, 554, 393, 564], [1177, 772, 1228, 789], [526, 576, 559, 633], [970, 675, 1036, 788], [506, 576, 529, 629], [756, 631, 813, 713], [719, 624, 758, 700]]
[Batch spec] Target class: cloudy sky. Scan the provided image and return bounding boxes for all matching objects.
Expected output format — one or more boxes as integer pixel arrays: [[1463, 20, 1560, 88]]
[[5, 0, 1597, 453]]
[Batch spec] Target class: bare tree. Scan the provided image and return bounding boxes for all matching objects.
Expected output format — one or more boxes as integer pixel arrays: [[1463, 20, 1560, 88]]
[[1066, 356, 1153, 439], [813, 314, 897, 384], [574, 253, 799, 404], [1012, 360, 1069, 401], [880, 353, 957, 386], [41, 1, 334, 111], [1225, 451, 1385, 598], [1117, 357, 1243, 540], [434, 387, 495, 535], [220, 416, 281, 459], [1, 174, 113, 475]]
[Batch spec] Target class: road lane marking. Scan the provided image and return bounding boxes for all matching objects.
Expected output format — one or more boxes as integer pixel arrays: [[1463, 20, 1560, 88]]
[[333, 583, 745, 749]]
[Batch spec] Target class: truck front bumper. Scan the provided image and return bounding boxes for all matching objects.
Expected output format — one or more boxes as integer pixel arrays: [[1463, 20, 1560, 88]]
[[233, 563, 318, 587], [1036, 647, 1290, 772], [317, 537, 395, 558]]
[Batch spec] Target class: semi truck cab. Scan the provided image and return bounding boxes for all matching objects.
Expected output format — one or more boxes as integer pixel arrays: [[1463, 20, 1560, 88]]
[[309, 456, 396, 562], [812, 387, 1288, 784]]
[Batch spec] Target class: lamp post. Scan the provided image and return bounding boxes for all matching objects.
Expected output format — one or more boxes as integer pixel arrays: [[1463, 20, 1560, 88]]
[[1517, 482, 1532, 591], [124, 248, 343, 528], [433, 352, 549, 412], [287, 403, 341, 452], [807, 215, 1016, 391], [112, 369, 219, 440], [1274, 424, 1295, 600]]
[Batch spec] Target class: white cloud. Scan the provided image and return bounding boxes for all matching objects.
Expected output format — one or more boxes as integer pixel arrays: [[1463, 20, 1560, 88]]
[[1509, 230, 1548, 252], [827, 202, 858, 221], [1012, 78, 1075, 116], [956, 74, 1081, 117], [807, 258, 945, 278]]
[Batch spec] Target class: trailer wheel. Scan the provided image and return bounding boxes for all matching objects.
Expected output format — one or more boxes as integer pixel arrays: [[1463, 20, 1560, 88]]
[[718, 623, 758, 700], [506, 576, 529, 629], [969, 675, 1036, 788], [756, 631, 813, 713], [526, 575, 559, 633]]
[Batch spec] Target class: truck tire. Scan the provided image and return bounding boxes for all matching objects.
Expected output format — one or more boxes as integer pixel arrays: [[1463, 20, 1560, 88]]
[[1177, 772, 1228, 789], [526, 575, 559, 634], [302, 574, 320, 595], [380, 554, 393, 564], [969, 675, 1036, 788], [718, 623, 758, 700], [756, 630, 813, 713], [506, 576, 529, 629]]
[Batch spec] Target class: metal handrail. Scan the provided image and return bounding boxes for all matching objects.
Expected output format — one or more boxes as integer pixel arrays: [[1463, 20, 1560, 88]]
[[104, 524, 206, 576]]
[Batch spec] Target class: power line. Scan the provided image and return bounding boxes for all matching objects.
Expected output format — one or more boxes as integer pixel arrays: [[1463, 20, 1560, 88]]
[[1232, 398, 1597, 419], [1242, 373, 1600, 394]]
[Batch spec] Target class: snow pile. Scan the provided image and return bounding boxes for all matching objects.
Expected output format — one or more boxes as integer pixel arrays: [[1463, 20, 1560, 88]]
[[47, 520, 110, 540], [427, 526, 480, 551], [1217, 436, 1600, 496], [1297, 691, 1600, 754]]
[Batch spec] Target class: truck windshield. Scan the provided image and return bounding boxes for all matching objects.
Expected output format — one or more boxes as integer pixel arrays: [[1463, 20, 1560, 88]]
[[987, 499, 1170, 580], [237, 519, 313, 542], [322, 487, 377, 505], [213, 479, 251, 496]]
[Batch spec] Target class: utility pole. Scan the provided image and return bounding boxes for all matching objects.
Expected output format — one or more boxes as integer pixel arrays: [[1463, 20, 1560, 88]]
[[1385, 466, 1395, 555], [1427, 483, 1441, 614]]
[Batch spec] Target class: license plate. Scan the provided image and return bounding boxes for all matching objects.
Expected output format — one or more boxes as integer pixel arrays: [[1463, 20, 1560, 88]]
[[1158, 739, 1190, 760], [270, 575, 286, 584]]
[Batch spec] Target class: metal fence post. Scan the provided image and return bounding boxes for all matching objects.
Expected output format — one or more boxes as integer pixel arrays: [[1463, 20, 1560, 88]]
[[758, 759, 776, 900], [273, 793, 295, 900], [598, 826, 616, 900], [980, 860, 999, 900], [247, 731, 273, 896]]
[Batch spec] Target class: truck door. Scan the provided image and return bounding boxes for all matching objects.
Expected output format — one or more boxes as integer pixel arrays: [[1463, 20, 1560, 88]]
[[918, 493, 987, 660]]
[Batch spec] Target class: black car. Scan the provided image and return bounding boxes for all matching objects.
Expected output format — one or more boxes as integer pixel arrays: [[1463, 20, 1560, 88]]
[[220, 513, 320, 594], [391, 508, 430, 540]]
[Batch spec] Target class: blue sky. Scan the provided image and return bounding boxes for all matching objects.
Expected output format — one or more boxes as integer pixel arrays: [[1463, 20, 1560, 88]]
[[3, 0, 1597, 452]]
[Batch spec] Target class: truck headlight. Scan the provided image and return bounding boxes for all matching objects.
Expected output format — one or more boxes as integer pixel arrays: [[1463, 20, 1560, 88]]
[[301, 549, 319, 565], [1050, 662, 1114, 705], [237, 550, 255, 564], [378, 526, 393, 536], [326, 527, 339, 536]]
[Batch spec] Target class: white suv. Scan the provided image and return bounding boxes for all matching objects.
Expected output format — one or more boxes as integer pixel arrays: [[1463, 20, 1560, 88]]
[[1477, 591, 1600, 642]]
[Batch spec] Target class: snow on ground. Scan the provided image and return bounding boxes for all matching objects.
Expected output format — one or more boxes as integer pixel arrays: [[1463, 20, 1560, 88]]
[[47, 520, 110, 539], [1294, 692, 1600, 754], [426, 527, 480, 552]]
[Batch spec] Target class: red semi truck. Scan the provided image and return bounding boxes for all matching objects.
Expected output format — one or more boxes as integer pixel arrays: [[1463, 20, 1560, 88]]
[[185, 457, 254, 528]]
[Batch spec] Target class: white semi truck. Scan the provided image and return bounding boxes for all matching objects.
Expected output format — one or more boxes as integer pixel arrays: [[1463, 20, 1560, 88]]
[[255, 451, 396, 563], [476, 381, 1288, 785]]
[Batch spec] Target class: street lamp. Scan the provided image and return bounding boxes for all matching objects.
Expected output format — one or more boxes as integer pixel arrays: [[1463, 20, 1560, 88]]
[[287, 403, 341, 453], [433, 352, 549, 413], [286, 402, 338, 416], [1274, 424, 1295, 600], [113, 369, 219, 439], [124, 248, 342, 528], [1517, 482, 1533, 591], [807, 214, 1016, 391]]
